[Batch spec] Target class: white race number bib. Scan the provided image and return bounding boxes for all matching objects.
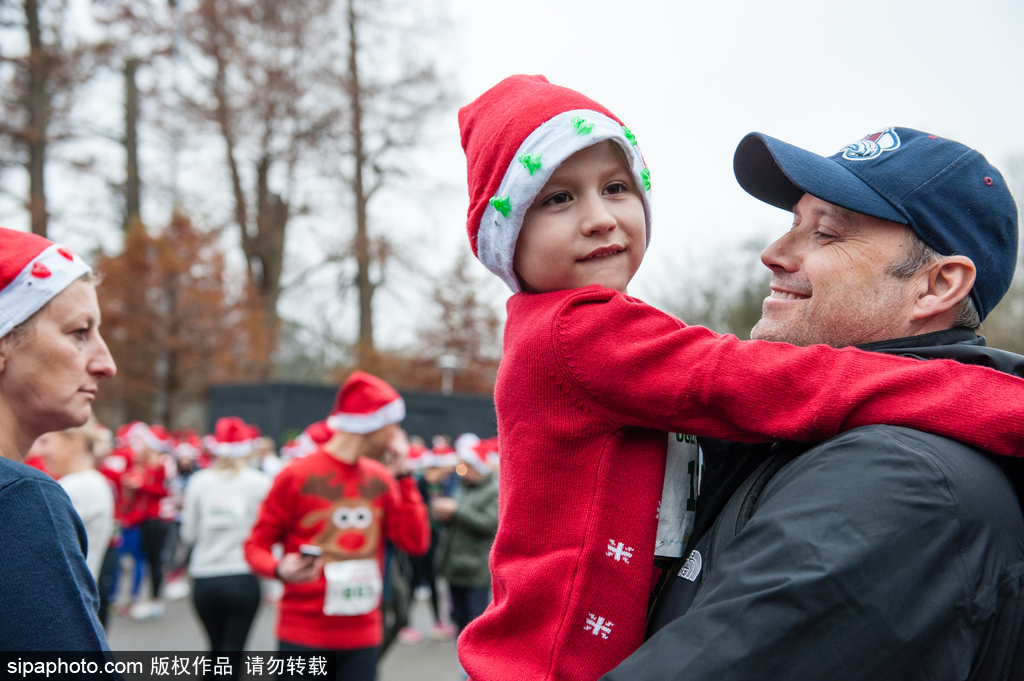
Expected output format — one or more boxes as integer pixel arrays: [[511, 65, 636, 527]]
[[323, 559, 383, 616], [203, 496, 246, 529]]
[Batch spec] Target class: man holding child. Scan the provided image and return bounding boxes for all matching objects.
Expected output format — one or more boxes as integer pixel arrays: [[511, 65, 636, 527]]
[[605, 129, 1024, 679], [457, 74, 1024, 681]]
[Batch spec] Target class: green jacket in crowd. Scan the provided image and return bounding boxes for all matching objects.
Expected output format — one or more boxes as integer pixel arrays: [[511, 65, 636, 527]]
[[435, 473, 499, 589]]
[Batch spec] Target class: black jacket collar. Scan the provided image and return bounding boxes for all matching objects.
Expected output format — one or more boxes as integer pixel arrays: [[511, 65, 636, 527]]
[[856, 327, 982, 352]]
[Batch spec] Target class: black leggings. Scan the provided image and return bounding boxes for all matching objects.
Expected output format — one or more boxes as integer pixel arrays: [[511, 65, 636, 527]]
[[407, 531, 440, 621], [140, 518, 168, 599], [192, 574, 261, 651]]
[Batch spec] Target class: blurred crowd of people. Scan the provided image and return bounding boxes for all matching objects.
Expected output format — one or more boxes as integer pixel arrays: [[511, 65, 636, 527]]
[[24, 411, 500, 659]]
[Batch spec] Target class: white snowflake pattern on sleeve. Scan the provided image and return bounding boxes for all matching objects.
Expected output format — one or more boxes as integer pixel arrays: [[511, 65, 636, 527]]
[[606, 539, 633, 563], [584, 613, 614, 639]]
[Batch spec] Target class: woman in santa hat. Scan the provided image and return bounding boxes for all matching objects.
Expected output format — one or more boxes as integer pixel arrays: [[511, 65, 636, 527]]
[[0, 226, 116, 650], [181, 417, 271, 655]]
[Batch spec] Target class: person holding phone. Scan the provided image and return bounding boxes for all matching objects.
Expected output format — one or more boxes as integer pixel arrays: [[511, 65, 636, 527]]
[[245, 372, 430, 681]]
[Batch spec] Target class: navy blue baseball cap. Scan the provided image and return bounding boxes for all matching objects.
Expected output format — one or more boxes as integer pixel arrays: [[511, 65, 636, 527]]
[[733, 127, 1018, 320]]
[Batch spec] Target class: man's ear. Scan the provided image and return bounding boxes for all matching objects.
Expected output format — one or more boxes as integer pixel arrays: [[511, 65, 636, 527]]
[[909, 255, 976, 323]]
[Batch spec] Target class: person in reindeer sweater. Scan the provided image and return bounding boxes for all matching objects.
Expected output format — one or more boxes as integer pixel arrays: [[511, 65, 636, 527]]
[[455, 74, 1024, 681], [245, 371, 429, 681]]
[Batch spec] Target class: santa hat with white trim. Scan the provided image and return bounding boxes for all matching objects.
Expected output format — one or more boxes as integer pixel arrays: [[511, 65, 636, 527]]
[[405, 443, 432, 470], [455, 433, 491, 475], [209, 416, 257, 459], [124, 421, 172, 454], [431, 435, 459, 467], [459, 74, 653, 292], [479, 436, 499, 467], [144, 424, 174, 454], [0, 226, 92, 339], [173, 432, 202, 461], [326, 371, 406, 435]]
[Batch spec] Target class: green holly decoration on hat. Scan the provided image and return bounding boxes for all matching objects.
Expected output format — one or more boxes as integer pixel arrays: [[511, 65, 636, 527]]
[[490, 196, 512, 217], [641, 168, 651, 191], [518, 153, 543, 175], [622, 126, 637, 146], [571, 116, 595, 135]]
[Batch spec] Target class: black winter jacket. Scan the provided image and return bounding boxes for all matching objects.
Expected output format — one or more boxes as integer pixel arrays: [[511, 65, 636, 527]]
[[603, 328, 1024, 681]]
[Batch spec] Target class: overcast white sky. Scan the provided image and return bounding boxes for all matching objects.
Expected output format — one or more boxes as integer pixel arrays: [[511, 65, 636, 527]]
[[439, 0, 1024, 300], [4, 0, 1023, 349]]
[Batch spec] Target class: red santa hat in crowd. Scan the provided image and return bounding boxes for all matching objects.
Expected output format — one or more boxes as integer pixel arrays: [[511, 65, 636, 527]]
[[173, 431, 203, 461], [458, 74, 652, 292], [0, 227, 92, 339], [145, 425, 174, 454], [306, 420, 334, 445], [280, 420, 327, 460], [431, 435, 459, 467], [326, 371, 406, 435], [279, 437, 304, 460], [478, 436, 500, 468], [455, 433, 492, 475], [207, 416, 257, 458], [122, 421, 171, 454], [405, 442, 432, 470]]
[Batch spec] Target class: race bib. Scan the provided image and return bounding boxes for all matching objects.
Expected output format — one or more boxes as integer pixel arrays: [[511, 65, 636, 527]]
[[655, 434, 702, 558], [323, 559, 383, 616], [203, 496, 246, 529]]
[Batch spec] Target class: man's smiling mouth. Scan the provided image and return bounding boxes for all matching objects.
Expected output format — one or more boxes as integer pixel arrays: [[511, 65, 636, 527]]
[[770, 288, 810, 300]]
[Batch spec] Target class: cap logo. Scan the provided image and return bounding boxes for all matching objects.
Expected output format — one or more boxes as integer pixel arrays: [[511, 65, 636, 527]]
[[840, 127, 901, 161]]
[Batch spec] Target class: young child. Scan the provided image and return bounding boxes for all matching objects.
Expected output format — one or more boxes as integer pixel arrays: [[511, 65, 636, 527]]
[[455, 75, 1024, 681]]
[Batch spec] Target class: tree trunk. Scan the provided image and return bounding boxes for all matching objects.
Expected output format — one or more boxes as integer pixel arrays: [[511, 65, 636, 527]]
[[253, 155, 288, 379], [24, 0, 49, 237], [347, 0, 375, 364], [210, 32, 282, 380], [124, 58, 141, 231]]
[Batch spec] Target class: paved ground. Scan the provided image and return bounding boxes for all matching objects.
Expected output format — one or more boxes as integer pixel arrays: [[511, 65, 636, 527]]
[[106, 581, 462, 681]]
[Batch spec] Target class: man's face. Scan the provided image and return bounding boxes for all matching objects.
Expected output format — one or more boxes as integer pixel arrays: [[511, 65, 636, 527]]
[[750, 194, 919, 347], [362, 423, 399, 461]]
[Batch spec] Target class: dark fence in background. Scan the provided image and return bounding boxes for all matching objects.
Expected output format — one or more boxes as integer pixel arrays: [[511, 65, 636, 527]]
[[207, 383, 497, 445]]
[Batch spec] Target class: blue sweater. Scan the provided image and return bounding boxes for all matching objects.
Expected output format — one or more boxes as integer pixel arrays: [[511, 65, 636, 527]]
[[0, 456, 109, 650]]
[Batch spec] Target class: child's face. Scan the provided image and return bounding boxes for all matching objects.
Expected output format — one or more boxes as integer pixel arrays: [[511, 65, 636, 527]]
[[513, 141, 645, 294]]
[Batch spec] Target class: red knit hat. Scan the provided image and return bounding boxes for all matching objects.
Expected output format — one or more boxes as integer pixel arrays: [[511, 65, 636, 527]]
[[459, 75, 652, 292], [0, 226, 92, 338], [326, 371, 406, 434]]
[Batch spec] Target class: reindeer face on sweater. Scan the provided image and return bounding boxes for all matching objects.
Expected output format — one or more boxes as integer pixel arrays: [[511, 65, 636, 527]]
[[299, 473, 388, 562]]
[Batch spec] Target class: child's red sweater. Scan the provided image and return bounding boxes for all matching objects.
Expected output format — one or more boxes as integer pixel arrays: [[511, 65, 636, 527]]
[[245, 448, 430, 649], [458, 286, 1024, 681]]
